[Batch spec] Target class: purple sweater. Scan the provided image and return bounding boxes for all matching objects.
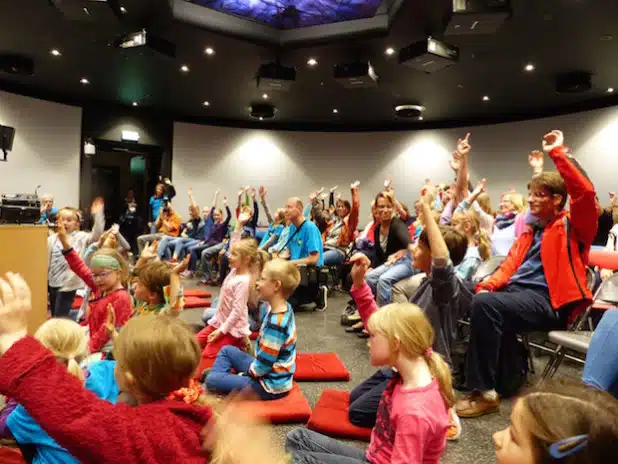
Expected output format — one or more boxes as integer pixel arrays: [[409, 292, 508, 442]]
[[205, 206, 231, 245], [0, 397, 18, 438]]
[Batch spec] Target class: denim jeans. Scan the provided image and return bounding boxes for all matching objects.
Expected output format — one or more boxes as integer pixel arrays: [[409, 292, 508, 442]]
[[200, 243, 226, 280], [137, 232, 166, 255], [583, 309, 618, 397], [323, 248, 345, 266], [286, 428, 369, 464], [205, 346, 285, 400], [157, 236, 178, 259], [365, 254, 416, 306]]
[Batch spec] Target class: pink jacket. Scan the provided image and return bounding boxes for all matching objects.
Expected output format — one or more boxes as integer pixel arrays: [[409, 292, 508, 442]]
[[208, 269, 251, 338], [351, 281, 377, 327]]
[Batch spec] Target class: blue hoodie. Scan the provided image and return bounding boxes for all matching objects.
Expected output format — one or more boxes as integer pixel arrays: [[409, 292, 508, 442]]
[[6, 361, 119, 464]]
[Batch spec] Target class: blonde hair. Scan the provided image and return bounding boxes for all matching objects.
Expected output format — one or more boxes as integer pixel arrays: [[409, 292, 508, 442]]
[[35, 319, 88, 382], [240, 205, 254, 218], [92, 248, 130, 287], [476, 192, 494, 216], [519, 380, 618, 463], [274, 208, 286, 224], [367, 303, 455, 408], [452, 210, 492, 261], [231, 238, 260, 264], [503, 192, 526, 213], [58, 206, 82, 224], [248, 249, 271, 308], [263, 259, 301, 298], [113, 315, 201, 399]]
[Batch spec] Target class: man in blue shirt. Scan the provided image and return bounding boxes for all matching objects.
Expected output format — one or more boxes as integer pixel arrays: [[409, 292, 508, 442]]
[[284, 197, 326, 309]]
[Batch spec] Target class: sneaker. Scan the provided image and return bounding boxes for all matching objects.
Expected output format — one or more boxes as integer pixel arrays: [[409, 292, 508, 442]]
[[357, 330, 370, 339], [314, 285, 328, 312], [446, 408, 462, 441], [341, 309, 361, 326], [455, 392, 501, 418], [180, 270, 193, 279]]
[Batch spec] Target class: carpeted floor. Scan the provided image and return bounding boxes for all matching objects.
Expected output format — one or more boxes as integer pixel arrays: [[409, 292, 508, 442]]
[[179, 282, 585, 464]]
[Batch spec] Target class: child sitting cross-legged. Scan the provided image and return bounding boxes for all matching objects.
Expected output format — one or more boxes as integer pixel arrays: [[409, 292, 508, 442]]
[[206, 259, 300, 400], [0, 273, 214, 463], [286, 301, 454, 464], [57, 221, 133, 355], [0, 318, 119, 463]]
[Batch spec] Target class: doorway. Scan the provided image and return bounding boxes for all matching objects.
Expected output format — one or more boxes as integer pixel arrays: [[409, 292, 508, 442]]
[[81, 140, 163, 231]]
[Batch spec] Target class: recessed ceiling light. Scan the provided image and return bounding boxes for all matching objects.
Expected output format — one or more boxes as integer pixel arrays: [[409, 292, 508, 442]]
[[259, 117, 264, 121], [80, 78, 90, 85], [180, 65, 189, 73], [524, 63, 535, 72], [203, 101, 210, 106], [50, 49, 61, 56], [385, 47, 395, 56], [132, 101, 138, 107], [608, 88, 615, 93], [332, 108, 339, 114], [120, 6, 127, 13], [262, 93, 269, 100], [418, 116, 424, 121], [307, 58, 318, 66], [482, 95, 490, 101], [205, 47, 215, 55]]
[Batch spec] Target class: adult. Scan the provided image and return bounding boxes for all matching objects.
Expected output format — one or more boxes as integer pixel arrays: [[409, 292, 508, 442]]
[[39, 193, 58, 225], [455, 130, 597, 418], [118, 200, 143, 255], [148, 177, 176, 233], [282, 197, 325, 309], [322, 182, 360, 267], [363, 191, 412, 307], [137, 204, 182, 254]]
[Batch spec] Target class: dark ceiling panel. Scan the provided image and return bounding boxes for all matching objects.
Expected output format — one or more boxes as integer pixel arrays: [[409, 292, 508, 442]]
[[0, 0, 617, 130]]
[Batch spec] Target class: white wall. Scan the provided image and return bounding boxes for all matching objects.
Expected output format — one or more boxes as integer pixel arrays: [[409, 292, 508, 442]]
[[173, 106, 618, 222], [0, 90, 82, 207]]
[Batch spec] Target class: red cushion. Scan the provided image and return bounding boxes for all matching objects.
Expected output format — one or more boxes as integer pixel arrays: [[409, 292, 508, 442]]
[[183, 289, 212, 299], [0, 447, 26, 464], [294, 352, 350, 381], [71, 295, 84, 309], [249, 331, 259, 340], [307, 390, 372, 440], [236, 383, 312, 424], [183, 296, 212, 309]]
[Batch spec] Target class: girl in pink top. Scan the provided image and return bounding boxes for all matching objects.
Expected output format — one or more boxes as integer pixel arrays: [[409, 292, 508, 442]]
[[197, 214, 261, 361], [286, 301, 454, 464]]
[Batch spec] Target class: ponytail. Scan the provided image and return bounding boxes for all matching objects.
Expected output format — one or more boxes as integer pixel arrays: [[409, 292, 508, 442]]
[[66, 356, 85, 382], [34, 318, 88, 383], [426, 351, 455, 408], [476, 228, 492, 262]]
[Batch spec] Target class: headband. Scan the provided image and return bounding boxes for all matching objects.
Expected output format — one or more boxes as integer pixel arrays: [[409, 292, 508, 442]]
[[91, 254, 121, 270]]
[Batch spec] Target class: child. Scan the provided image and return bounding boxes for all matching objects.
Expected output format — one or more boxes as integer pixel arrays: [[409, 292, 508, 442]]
[[57, 221, 133, 355], [286, 302, 453, 464], [195, 229, 257, 361], [206, 259, 299, 400], [0, 273, 213, 463], [450, 208, 492, 280], [1, 318, 119, 463], [131, 241, 186, 316], [258, 186, 286, 251], [47, 198, 105, 318], [494, 380, 618, 463], [322, 181, 361, 266]]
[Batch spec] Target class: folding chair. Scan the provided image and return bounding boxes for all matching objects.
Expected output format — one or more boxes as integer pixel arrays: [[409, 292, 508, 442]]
[[541, 250, 618, 379]]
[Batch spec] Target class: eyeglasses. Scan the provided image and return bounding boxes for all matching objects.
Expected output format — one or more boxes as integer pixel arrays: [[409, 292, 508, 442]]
[[92, 271, 113, 279], [548, 434, 588, 459]]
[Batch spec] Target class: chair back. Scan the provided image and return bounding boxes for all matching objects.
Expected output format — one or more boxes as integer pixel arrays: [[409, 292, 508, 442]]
[[589, 250, 618, 271], [595, 273, 618, 306], [472, 255, 507, 284]]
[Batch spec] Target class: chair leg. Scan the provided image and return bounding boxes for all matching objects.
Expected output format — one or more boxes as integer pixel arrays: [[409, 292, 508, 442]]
[[541, 345, 564, 380], [522, 335, 535, 375]]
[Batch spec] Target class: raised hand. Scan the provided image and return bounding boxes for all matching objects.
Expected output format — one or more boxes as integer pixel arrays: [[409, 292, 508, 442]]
[[350, 253, 371, 289], [384, 177, 393, 191], [330, 185, 339, 193], [351, 180, 360, 190], [528, 150, 544, 170], [420, 178, 434, 197], [449, 152, 462, 172], [105, 303, 116, 335], [309, 191, 318, 201], [237, 188, 244, 198], [610, 192, 616, 204], [141, 241, 159, 260], [188, 187, 193, 196], [214, 189, 221, 196], [258, 186, 266, 198], [244, 185, 251, 193], [319, 192, 328, 201], [0, 273, 31, 354], [164, 177, 172, 185], [542, 130, 564, 152], [456, 133, 471, 156], [471, 178, 487, 197], [56, 219, 71, 250], [251, 188, 257, 200], [223, 196, 228, 205], [336, 192, 342, 201], [90, 197, 104, 215]]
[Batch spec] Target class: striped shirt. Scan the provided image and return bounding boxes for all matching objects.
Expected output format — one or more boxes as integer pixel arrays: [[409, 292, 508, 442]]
[[249, 303, 296, 394]]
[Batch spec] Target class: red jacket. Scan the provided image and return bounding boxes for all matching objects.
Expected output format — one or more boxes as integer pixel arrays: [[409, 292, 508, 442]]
[[0, 337, 212, 464], [64, 249, 133, 353], [477, 146, 597, 310]]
